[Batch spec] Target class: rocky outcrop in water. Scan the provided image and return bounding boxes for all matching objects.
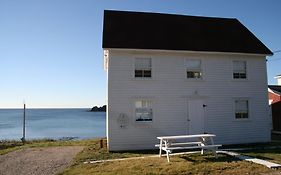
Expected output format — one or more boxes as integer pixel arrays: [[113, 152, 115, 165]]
[[90, 105, 106, 112]]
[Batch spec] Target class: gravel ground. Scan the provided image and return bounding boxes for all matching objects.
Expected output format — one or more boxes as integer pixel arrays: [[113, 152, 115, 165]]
[[0, 146, 84, 175]]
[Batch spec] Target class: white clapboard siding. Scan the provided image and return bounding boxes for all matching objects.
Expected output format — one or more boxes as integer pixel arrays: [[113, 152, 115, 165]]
[[106, 49, 270, 151]]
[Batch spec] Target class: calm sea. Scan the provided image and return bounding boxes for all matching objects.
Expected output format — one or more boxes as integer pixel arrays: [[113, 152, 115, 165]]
[[0, 109, 106, 140]]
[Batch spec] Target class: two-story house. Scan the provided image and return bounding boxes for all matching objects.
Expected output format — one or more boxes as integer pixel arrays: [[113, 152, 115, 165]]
[[102, 10, 273, 151]]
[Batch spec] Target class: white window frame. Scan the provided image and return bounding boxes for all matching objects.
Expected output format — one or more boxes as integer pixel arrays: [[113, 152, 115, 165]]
[[234, 98, 249, 119], [134, 58, 152, 78], [135, 99, 153, 122], [185, 59, 202, 79], [233, 60, 247, 79]]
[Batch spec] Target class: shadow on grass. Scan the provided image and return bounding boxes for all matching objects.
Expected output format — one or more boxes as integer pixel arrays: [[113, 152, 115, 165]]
[[238, 148, 281, 161], [222, 133, 281, 150], [110, 149, 159, 155], [272, 133, 281, 141], [179, 153, 240, 163], [239, 148, 281, 154]]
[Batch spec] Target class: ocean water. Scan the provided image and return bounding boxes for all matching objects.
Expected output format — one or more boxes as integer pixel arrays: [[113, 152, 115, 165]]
[[0, 109, 106, 140]]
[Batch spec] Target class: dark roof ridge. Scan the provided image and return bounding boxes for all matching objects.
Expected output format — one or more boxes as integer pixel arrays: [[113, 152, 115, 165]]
[[104, 9, 237, 21]]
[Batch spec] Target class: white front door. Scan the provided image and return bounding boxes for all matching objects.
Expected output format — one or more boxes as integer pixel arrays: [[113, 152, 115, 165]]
[[188, 99, 205, 134]]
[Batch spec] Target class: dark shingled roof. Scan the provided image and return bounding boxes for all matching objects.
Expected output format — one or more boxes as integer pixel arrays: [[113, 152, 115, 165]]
[[269, 85, 281, 95], [102, 10, 272, 55]]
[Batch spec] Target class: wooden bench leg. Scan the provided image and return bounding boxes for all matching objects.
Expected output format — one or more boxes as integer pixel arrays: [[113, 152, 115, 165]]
[[200, 137, 206, 155], [159, 139, 163, 157], [166, 150, 170, 162], [210, 137, 218, 158], [164, 140, 170, 162]]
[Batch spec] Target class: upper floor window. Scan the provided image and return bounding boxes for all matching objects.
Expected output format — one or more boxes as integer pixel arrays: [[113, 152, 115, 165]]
[[135, 100, 153, 122], [235, 99, 249, 119], [185, 59, 202, 79], [135, 58, 152, 78], [233, 61, 247, 79]]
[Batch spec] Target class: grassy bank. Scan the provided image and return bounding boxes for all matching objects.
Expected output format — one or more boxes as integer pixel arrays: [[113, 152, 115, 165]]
[[0, 139, 94, 155]]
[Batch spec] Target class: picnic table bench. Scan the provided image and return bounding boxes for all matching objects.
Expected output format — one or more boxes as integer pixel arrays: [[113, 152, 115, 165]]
[[156, 134, 222, 162]]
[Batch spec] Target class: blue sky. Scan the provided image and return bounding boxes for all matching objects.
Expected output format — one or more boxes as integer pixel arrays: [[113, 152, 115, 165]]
[[0, 0, 280, 108]]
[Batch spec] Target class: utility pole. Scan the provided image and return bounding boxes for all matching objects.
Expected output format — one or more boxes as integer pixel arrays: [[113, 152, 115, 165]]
[[21, 101, 26, 143]]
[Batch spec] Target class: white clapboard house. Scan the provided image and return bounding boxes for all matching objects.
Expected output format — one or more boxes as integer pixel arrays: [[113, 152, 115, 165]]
[[102, 10, 273, 151]]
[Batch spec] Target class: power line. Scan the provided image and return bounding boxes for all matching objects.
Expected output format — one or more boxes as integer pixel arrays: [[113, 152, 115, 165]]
[[267, 57, 281, 62], [267, 49, 281, 62]]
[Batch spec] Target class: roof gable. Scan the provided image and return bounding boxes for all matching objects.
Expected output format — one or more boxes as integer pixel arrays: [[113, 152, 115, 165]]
[[102, 10, 272, 55]]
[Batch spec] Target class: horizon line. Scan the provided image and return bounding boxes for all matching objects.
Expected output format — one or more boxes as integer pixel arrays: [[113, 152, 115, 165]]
[[0, 107, 104, 109]]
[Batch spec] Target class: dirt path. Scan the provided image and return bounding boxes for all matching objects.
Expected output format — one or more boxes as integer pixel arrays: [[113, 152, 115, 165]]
[[0, 146, 84, 175]]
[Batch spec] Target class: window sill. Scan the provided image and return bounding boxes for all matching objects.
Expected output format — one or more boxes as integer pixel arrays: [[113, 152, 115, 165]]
[[185, 78, 205, 82], [132, 77, 154, 81], [135, 118, 153, 122], [232, 118, 251, 122], [231, 79, 249, 82]]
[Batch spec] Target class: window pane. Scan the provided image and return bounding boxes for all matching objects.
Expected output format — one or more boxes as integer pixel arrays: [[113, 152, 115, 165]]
[[242, 113, 248, 118], [240, 73, 246, 79], [233, 73, 247, 79], [187, 71, 202, 78], [135, 100, 152, 122], [233, 73, 240, 79], [235, 100, 248, 111], [141, 100, 152, 108], [143, 70, 151, 77], [233, 61, 246, 73], [135, 101, 142, 108], [186, 59, 201, 69], [135, 70, 143, 77], [135, 58, 151, 69], [235, 113, 242, 118]]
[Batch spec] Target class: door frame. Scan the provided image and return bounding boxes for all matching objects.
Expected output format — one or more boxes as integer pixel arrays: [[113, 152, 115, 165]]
[[186, 96, 208, 135]]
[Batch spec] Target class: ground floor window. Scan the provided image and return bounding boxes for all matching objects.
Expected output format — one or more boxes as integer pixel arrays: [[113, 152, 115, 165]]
[[235, 99, 249, 119], [135, 100, 153, 122]]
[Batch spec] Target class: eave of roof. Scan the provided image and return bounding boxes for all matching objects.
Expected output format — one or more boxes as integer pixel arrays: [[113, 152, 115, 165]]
[[268, 85, 281, 96]]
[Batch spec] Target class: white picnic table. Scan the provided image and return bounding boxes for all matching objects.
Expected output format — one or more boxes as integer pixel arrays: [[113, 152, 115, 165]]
[[156, 134, 221, 162]]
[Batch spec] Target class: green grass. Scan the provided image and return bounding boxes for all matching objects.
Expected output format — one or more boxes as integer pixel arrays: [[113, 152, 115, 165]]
[[60, 135, 281, 175], [2, 137, 281, 175], [60, 138, 281, 175], [61, 153, 278, 175]]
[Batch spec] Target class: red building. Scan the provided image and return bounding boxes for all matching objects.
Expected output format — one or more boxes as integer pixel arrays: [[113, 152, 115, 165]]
[[268, 85, 281, 104], [268, 85, 281, 132]]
